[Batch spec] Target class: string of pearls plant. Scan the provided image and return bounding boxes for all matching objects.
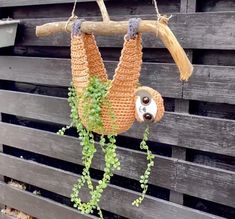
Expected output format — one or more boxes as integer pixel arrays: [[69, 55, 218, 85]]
[[58, 77, 154, 218]]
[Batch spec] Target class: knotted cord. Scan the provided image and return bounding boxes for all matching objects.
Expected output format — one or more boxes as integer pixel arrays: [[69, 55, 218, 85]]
[[65, 0, 78, 32]]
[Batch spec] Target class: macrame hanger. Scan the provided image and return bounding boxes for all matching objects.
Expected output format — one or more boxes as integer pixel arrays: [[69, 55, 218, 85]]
[[126, 18, 141, 40], [65, 0, 78, 32]]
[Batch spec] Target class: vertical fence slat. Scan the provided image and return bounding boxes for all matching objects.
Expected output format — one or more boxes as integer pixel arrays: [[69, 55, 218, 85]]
[[170, 0, 197, 205], [0, 113, 4, 210]]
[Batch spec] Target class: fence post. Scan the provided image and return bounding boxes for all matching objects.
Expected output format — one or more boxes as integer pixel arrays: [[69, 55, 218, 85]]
[[0, 113, 5, 210], [169, 0, 196, 205]]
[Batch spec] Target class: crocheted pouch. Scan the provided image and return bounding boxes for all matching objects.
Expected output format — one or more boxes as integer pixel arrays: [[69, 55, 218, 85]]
[[71, 18, 143, 135]]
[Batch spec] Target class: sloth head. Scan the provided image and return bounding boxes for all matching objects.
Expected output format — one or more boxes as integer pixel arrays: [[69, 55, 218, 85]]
[[135, 86, 165, 123]]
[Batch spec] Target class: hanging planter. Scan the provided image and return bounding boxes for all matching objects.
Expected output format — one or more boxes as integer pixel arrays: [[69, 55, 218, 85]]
[[0, 19, 20, 48], [36, 0, 193, 218]]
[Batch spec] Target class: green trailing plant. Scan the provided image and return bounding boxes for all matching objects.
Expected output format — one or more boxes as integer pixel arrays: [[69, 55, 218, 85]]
[[58, 77, 120, 218], [80, 77, 110, 132], [58, 76, 154, 218], [132, 126, 155, 207]]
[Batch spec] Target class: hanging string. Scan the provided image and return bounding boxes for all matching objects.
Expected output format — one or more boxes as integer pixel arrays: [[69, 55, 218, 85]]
[[152, 0, 161, 21], [65, 0, 78, 32], [152, 0, 173, 22]]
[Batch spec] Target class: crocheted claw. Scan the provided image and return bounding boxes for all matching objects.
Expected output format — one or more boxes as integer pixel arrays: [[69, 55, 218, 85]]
[[71, 19, 108, 95], [71, 19, 89, 95]]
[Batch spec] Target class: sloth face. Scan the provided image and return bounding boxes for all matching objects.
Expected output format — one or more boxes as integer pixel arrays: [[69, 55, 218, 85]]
[[135, 86, 165, 123]]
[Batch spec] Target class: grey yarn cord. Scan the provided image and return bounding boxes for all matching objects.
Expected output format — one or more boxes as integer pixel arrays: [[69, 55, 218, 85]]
[[127, 18, 141, 40], [72, 19, 85, 36]]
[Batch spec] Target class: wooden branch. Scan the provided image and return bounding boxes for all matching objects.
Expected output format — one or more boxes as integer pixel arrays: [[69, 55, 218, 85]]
[[96, 0, 110, 22], [35, 18, 193, 81], [36, 20, 157, 37]]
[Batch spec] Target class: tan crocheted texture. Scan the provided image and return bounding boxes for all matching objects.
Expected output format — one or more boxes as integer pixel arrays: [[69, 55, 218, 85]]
[[71, 34, 107, 94], [71, 33, 143, 135], [135, 86, 165, 123]]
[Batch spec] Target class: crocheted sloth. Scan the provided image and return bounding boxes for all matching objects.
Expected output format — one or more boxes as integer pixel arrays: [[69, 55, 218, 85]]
[[71, 19, 164, 135]]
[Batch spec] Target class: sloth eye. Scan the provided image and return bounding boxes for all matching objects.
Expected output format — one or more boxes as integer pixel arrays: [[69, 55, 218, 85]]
[[142, 96, 150, 105], [143, 113, 153, 121]]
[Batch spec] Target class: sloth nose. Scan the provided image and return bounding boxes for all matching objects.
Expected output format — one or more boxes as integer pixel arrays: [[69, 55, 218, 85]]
[[139, 106, 146, 113]]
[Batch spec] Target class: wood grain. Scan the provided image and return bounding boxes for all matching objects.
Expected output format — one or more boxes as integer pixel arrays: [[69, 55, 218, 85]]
[[1, 56, 234, 104], [0, 91, 234, 156], [0, 126, 234, 207], [0, 0, 96, 7], [0, 122, 177, 190], [0, 154, 228, 217], [183, 65, 235, 104], [10, 0, 180, 19], [16, 12, 235, 49], [0, 182, 96, 219], [0, 113, 4, 210], [0, 56, 182, 98]]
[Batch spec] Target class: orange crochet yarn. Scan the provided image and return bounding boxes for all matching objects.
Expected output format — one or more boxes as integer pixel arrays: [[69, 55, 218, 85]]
[[70, 18, 165, 135], [71, 32, 142, 135]]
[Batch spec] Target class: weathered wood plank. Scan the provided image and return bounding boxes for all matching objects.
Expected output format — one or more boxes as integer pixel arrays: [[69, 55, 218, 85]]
[[0, 90, 69, 124], [10, 0, 180, 19], [0, 113, 4, 210], [0, 56, 182, 98], [127, 114, 235, 157], [0, 126, 234, 207], [180, 0, 188, 13], [15, 12, 235, 49], [170, 147, 186, 205], [1, 56, 235, 104], [0, 122, 177, 190], [169, 0, 194, 206], [187, 0, 196, 13], [183, 65, 235, 105], [0, 91, 234, 156], [0, 0, 95, 7], [0, 182, 96, 219], [176, 160, 235, 208], [0, 154, 227, 218]]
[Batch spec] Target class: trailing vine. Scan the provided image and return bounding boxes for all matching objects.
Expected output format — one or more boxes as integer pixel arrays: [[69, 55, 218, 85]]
[[58, 77, 120, 218], [132, 126, 155, 207], [58, 77, 155, 218]]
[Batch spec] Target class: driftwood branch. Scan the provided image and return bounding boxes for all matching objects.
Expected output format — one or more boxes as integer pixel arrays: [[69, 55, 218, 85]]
[[36, 20, 157, 37], [97, 0, 110, 22], [35, 0, 193, 81]]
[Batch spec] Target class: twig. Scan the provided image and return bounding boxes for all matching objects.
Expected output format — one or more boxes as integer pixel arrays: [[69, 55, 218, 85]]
[[96, 0, 110, 22]]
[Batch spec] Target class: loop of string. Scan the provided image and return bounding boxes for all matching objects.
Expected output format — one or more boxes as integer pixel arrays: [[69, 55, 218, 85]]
[[152, 0, 173, 37], [152, 0, 161, 21], [152, 0, 173, 22], [65, 0, 78, 32]]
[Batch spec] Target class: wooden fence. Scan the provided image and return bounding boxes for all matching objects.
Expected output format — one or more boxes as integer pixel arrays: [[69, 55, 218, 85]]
[[0, 0, 234, 218]]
